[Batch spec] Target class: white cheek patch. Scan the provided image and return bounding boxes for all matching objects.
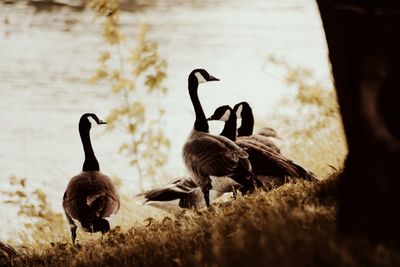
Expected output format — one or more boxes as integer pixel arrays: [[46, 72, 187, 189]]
[[236, 104, 243, 118], [195, 72, 207, 83], [220, 110, 231, 121], [88, 116, 98, 128]]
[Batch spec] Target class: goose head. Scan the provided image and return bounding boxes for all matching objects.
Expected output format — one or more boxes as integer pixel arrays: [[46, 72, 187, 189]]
[[207, 105, 233, 122], [233, 101, 252, 119], [260, 127, 278, 137], [189, 69, 220, 86], [258, 127, 282, 139], [79, 113, 107, 131]]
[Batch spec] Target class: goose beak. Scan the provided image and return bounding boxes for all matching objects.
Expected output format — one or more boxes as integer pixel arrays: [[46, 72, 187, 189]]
[[98, 120, 107, 125], [208, 75, 219, 81]]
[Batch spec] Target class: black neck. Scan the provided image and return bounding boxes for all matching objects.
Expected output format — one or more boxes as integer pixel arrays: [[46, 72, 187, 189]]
[[188, 77, 209, 132], [79, 126, 100, 172], [220, 112, 237, 141], [237, 109, 254, 137]]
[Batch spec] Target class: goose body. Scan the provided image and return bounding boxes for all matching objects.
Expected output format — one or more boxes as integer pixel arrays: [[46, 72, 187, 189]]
[[234, 102, 281, 153], [208, 105, 316, 183], [182, 69, 256, 207], [143, 177, 203, 209], [142, 176, 240, 209], [63, 113, 120, 245]]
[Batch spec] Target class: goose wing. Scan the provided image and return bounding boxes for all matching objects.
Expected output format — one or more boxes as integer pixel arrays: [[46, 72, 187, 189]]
[[236, 138, 315, 180], [142, 177, 205, 209], [210, 177, 240, 193], [178, 187, 206, 209], [144, 177, 198, 202], [87, 172, 120, 218], [184, 132, 249, 178], [238, 135, 280, 154], [143, 176, 241, 209]]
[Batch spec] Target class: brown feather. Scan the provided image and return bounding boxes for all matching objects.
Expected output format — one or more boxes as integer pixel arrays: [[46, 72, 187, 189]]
[[63, 171, 120, 231]]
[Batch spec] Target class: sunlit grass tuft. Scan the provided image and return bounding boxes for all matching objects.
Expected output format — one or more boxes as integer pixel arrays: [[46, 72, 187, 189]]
[[4, 175, 400, 267], [258, 55, 347, 179]]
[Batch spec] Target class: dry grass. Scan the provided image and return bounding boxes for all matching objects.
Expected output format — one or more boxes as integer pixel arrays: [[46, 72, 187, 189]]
[[4, 61, 397, 266], [4, 175, 400, 267]]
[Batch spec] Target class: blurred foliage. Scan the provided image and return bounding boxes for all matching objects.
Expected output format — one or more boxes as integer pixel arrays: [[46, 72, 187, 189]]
[[2, 177, 57, 221], [1, 177, 67, 247], [268, 54, 339, 120], [262, 55, 346, 178], [89, 0, 170, 190]]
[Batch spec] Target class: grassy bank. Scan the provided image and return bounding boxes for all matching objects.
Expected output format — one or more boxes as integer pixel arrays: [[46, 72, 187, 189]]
[[2, 59, 394, 266], [3, 175, 400, 267]]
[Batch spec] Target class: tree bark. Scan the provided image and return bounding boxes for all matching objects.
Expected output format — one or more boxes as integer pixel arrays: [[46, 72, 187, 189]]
[[316, 0, 400, 244]]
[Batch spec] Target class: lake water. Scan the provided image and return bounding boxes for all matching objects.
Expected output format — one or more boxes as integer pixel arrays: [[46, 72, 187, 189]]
[[0, 0, 330, 241]]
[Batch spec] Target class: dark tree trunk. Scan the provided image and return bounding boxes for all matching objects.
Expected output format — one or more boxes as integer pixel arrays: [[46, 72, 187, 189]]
[[316, 0, 400, 244]]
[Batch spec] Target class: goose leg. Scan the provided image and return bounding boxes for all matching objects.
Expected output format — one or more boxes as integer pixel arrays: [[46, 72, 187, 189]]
[[230, 174, 255, 195], [231, 185, 237, 199], [65, 213, 78, 245], [202, 188, 210, 207], [253, 176, 263, 188], [202, 180, 212, 207], [71, 225, 77, 245]]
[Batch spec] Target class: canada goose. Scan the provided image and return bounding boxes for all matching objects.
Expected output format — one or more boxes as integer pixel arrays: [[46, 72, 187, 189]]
[[63, 113, 120, 245], [182, 69, 257, 207], [208, 105, 316, 182], [233, 101, 281, 153], [142, 177, 240, 210], [257, 127, 280, 139]]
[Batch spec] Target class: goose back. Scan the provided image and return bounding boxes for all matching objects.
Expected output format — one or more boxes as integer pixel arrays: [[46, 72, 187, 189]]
[[63, 171, 120, 232], [238, 135, 280, 154]]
